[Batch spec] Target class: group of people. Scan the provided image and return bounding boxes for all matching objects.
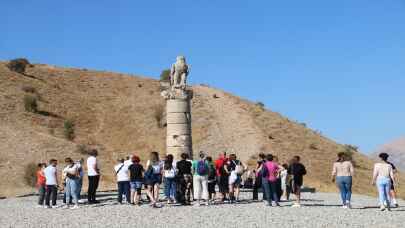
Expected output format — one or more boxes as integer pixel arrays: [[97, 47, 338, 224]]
[[36, 149, 100, 209], [35, 149, 400, 211]]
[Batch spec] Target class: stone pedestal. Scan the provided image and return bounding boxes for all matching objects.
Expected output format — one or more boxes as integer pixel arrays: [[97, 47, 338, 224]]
[[162, 89, 193, 160]]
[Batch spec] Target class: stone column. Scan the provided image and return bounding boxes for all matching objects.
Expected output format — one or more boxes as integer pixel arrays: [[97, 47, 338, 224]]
[[166, 96, 193, 159], [161, 56, 193, 160]]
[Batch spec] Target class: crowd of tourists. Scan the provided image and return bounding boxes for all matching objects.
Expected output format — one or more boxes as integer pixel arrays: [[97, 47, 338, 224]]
[[35, 149, 399, 211]]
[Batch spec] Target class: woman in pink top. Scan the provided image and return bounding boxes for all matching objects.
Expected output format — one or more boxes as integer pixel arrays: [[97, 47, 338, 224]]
[[261, 154, 280, 206]]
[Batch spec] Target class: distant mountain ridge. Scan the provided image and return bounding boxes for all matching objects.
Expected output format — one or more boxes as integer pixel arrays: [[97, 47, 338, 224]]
[[372, 137, 405, 171]]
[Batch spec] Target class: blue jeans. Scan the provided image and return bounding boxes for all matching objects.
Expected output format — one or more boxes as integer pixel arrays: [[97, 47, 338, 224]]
[[263, 179, 279, 205], [164, 177, 176, 199], [336, 176, 352, 205], [66, 178, 79, 205], [376, 177, 391, 206], [77, 178, 83, 199], [117, 181, 131, 203]]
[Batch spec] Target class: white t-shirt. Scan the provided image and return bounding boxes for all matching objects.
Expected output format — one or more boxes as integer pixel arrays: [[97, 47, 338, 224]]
[[114, 163, 130, 182], [124, 159, 132, 167], [44, 165, 57, 185], [87, 156, 99, 176]]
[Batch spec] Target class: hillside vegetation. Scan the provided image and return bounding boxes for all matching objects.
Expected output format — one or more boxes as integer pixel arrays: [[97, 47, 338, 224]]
[[0, 60, 403, 198]]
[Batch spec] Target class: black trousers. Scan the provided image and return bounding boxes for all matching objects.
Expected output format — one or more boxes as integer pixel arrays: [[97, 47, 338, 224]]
[[45, 185, 57, 206], [253, 176, 262, 200], [88, 175, 100, 203], [276, 178, 283, 200], [38, 185, 46, 205], [117, 181, 130, 203]]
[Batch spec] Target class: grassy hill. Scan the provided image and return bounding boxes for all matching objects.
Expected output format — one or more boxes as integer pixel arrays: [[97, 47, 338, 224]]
[[1, 60, 403, 198]]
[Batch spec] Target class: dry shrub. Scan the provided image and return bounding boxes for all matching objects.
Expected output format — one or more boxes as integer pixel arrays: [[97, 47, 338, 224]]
[[7, 58, 30, 74], [64, 120, 75, 140], [153, 104, 165, 128], [24, 162, 38, 187], [160, 69, 171, 82], [24, 95, 38, 113]]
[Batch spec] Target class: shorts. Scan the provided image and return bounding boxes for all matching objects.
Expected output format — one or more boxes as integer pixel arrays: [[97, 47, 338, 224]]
[[145, 174, 162, 186], [130, 181, 143, 190], [208, 181, 216, 194], [217, 175, 229, 193], [229, 175, 242, 186]]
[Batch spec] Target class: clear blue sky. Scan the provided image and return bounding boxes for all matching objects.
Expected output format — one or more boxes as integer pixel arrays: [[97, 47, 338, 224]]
[[1, 0, 404, 153]]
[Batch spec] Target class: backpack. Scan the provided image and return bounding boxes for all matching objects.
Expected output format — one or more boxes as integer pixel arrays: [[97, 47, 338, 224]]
[[208, 164, 216, 180], [196, 160, 208, 175], [164, 168, 176, 178], [261, 163, 269, 178], [234, 160, 244, 175]]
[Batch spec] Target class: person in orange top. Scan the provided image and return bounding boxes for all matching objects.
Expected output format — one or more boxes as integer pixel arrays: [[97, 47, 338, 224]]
[[36, 163, 46, 207]]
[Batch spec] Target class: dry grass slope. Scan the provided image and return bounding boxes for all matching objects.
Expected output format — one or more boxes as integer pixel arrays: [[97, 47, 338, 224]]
[[0, 61, 403, 198]]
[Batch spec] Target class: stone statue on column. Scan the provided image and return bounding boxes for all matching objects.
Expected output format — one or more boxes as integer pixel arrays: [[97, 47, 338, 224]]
[[170, 56, 189, 90], [160, 56, 193, 160]]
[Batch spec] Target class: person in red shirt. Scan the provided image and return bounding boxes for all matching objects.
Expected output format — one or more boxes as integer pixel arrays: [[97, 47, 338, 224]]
[[36, 163, 46, 207], [215, 152, 229, 202]]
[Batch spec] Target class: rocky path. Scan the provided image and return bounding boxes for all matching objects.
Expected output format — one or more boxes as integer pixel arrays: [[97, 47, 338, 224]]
[[193, 86, 265, 161], [1, 192, 404, 228]]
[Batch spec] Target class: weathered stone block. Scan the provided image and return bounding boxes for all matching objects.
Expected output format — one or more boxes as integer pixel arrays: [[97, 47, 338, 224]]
[[167, 112, 189, 124], [167, 99, 190, 113], [167, 123, 191, 135]]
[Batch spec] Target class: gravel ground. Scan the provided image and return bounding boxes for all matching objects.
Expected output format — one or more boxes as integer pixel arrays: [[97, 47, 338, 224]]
[[0, 191, 404, 228]]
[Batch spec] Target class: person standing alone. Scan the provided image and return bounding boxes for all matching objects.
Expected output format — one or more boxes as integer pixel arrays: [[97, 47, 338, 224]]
[[331, 152, 354, 209], [36, 163, 46, 207], [87, 149, 100, 204], [372, 153, 395, 211], [288, 156, 306, 207]]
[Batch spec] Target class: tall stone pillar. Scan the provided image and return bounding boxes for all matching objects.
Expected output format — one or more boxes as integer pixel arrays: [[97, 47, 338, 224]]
[[161, 56, 193, 160], [166, 94, 193, 159]]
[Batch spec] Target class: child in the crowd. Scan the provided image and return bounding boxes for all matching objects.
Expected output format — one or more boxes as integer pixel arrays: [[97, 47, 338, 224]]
[[206, 156, 217, 202], [36, 163, 46, 207]]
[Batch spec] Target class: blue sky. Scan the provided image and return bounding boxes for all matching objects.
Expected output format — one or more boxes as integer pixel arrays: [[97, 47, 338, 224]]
[[1, 0, 404, 153]]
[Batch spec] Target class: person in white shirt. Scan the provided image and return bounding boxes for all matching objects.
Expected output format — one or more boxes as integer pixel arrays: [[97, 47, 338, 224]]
[[87, 149, 100, 204], [280, 164, 289, 201], [372, 153, 396, 211], [44, 159, 58, 208], [62, 157, 80, 209], [115, 158, 131, 204]]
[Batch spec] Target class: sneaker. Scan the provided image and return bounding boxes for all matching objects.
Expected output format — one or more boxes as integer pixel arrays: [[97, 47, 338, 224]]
[[78, 199, 85, 204], [292, 203, 301, 208], [51, 205, 59, 209], [380, 205, 386, 211], [205, 201, 209, 206], [342, 205, 348, 209], [70, 205, 79, 210]]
